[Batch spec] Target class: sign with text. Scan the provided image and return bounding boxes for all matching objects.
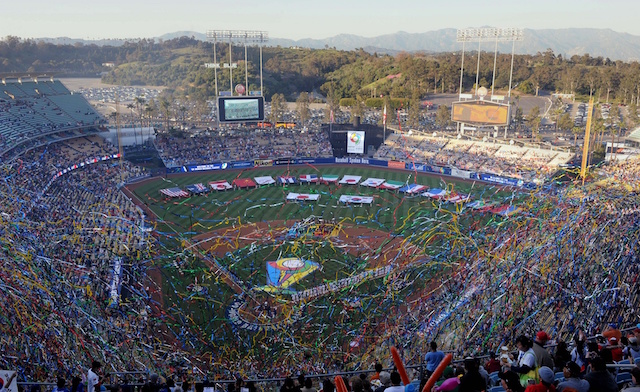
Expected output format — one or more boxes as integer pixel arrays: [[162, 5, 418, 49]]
[[451, 100, 510, 126]]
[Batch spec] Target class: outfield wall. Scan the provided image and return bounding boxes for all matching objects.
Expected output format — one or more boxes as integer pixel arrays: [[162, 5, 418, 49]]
[[164, 156, 537, 189]]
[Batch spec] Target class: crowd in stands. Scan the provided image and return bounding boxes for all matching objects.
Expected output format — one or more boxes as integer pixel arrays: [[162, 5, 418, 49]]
[[155, 128, 332, 167], [375, 133, 573, 182], [0, 135, 154, 383], [37, 326, 640, 392]]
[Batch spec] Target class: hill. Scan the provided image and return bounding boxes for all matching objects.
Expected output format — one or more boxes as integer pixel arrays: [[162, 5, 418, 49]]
[[34, 27, 640, 61]]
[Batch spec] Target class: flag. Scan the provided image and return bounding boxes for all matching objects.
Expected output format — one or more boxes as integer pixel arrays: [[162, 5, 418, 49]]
[[299, 174, 318, 182], [383, 105, 387, 126], [330, 109, 334, 124], [160, 187, 189, 198]]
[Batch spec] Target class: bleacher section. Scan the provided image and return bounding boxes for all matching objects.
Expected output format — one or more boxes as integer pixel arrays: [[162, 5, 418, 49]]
[[0, 78, 105, 159], [375, 133, 574, 181]]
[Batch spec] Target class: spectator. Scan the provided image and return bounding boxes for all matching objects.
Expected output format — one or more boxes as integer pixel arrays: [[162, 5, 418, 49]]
[[533, 331, 554, 369], [486, 353, 501, 374], [374, 372, 390, 392], [583, 357, 617, 392], [504, 335, 538, 386], [384, 372, 403, 392], [556, 361, 589, 392], [301, 378, 315, 392], [621, 367, 640, 392], [425, 342, 446, 378], [624, 337, 640, 362], [553, 341, 572, 373], [371, 364, 383, 381], [524, 366, 556, 392], [499, 370, 524, 392], [458, 357, 486, 392]]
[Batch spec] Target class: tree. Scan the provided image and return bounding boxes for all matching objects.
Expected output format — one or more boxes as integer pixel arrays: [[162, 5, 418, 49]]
[[527, 106, 541, 138], [159, 98, 171, 131], [134, 96, 146, 143], [269, 93, 286, 124], [572, 126, 583, 149], [408, 95, 421, 129], [557, 113, 573, 132], [126, 103, 137, 145], [295, 92, 311, 127], [435, 105, 451, 129]]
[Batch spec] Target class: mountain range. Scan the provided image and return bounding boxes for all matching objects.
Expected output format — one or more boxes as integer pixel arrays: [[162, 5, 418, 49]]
[[37, 28, 640, 61]]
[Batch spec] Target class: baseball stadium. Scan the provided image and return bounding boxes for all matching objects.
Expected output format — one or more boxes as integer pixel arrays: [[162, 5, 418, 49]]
[[1, 52, 640, 392]]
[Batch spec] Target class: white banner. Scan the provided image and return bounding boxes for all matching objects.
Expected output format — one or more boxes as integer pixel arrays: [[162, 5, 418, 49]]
[[346, 131, 365, 154], [0, 370, 17, 392], [339, 195, 374, 204]]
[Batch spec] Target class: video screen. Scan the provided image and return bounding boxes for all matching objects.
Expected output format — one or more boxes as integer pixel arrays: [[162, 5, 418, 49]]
[[218, 96, 265, 123]]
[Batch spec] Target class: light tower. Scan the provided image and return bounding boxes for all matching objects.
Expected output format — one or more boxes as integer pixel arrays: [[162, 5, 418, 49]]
[[454, 28, 523, 138], [205, 30, 269, 98]]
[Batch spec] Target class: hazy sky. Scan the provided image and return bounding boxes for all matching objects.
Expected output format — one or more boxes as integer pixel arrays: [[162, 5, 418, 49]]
[[3, 0, 639, 40]]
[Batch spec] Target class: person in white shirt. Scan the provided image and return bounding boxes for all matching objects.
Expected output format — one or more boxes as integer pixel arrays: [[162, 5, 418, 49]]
[[87, 361, 107, 392]]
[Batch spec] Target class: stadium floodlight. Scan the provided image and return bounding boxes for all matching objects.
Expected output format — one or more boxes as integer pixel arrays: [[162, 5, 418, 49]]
[[456, 28, 523, 138], [206, 30, 269, 100], [456, 27, 523, 43]]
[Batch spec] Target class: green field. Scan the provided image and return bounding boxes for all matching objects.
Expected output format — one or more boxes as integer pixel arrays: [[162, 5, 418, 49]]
[[129, 165, 503, 235], [126, 165, 519, 370]]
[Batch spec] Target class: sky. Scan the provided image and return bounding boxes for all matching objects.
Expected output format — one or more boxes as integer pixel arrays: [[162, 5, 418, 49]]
[[2, 0, 640, 41]]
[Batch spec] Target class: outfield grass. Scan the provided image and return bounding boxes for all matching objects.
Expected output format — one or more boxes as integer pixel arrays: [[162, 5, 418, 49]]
[[128, 165, 508, 236]]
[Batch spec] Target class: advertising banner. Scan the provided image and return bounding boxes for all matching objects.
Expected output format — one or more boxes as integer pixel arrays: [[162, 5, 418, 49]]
[[451, 167, 473, 179], [187, 163, 225, 172], [479, 173, 524, 187], [346, 131, 365, 154], [232, 161, 254, 169], [387, 160, 406, 169], [254, 159, 274, 167]]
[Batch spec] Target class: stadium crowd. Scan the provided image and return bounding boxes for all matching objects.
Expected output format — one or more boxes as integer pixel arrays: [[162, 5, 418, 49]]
[[154, 128, 332, 167], [375, 133, 573, 182], [1, 83, 640, 392]]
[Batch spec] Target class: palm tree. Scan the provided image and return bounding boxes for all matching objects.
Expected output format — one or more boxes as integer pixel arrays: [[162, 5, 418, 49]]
[[126, 103, 137, 145], [144, 104, 155, 140], [134, 97, 146, 144], [159, 98, 171, 131]]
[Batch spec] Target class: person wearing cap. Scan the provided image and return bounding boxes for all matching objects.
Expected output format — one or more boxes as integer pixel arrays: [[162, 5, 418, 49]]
[[624, 336, 640, 362], [557, 361, 589, 392], [607, 337, 623, 362], [523, 366, 556, 392], [533, 332, 554, 369], [499, 370, 524, 392], [621, 366, 640, 392]]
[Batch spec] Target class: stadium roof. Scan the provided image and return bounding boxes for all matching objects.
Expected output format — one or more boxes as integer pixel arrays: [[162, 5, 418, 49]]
[[627, 126, 640, 143]]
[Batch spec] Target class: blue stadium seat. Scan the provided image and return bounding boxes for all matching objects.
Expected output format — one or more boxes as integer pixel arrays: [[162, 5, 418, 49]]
[[489, 371, 500, 386], [617, 372, 632, 385]]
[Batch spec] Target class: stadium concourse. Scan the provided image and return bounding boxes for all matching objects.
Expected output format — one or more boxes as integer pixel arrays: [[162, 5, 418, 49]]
[[0, 79, 640, 392]]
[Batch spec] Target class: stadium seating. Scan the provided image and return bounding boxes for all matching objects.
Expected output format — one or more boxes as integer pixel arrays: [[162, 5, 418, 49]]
[[0, 78, 105, 157]]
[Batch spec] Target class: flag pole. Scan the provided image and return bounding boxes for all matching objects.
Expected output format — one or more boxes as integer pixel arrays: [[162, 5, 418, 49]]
[[383, 104, 387, 143]]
